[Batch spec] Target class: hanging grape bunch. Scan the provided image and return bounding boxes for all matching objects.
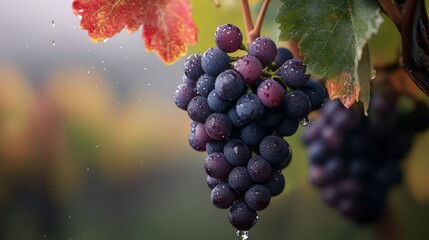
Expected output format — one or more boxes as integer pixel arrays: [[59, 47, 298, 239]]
[[303, 88, 429, 224], [174, 24, 327, 237]]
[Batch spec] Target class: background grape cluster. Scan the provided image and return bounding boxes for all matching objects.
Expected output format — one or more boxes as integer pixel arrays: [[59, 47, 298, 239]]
[[303, 89, 429, 224], [174, 24, 327, 233]]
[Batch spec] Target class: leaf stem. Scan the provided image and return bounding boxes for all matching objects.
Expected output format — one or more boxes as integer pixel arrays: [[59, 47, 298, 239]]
[[241, 0, 254, 45], [249, 0, 271, 43], [241, 0, 271, 45], [378, 0, 402, 30]]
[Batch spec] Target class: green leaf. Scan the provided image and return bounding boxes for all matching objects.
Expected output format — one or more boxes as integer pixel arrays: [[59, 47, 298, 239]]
[[276, 0, 382, 77], [275, 0, 382, 108]]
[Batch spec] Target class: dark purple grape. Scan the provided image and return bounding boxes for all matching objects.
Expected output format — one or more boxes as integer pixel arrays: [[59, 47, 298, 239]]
[[236, 93, 265, 123], [211, 183, 237, 209], [215, 70, 245, 101], [259, 135, 291, 169], [205, 113, 232, 141], [188, 131, 205, 152], [182, 75, 197, 86], [245, 184, 271, 211], [214, 24, 243, 53], [228, 167, 253, 192], [280, 58, 309, 88], [308, 165, 328, 187], [322, 184, 340, 207], [224, 139, 251, 166], [320, 125, 343, 149], [187, 96, 212, 123], [201, 48, 230, 76], [264, 170, 285, 196], [273, 47, 293, 70], [284, 90, 311, 119], [174, 83, 196, 110], [307, 140, 330, 164], [206, 141, 227, 154], [258, 105, 287, 128], [207, 90, 234, 112], [276, 116, 299, 137], [374, 163, 402, 187], [302, 80, 327, 110], [249, 37, 277, 67], [184, 54, 204, 81], [196, 74, 216, 97], [257, 79, 286, 108], [227, 106, 248, 128], [207, 176, 226, 190], [204, 152, 233, 179], [233, 55, 263, 84], [324, 156, 346, 181], [240, 124, 268, 147], [195, 123, 212, 145], [247, 155, 272, 183], [228, 200, 258, 231]]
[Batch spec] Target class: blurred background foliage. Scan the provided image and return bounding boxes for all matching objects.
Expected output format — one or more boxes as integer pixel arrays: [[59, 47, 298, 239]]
[[0, 0, 428, 239]]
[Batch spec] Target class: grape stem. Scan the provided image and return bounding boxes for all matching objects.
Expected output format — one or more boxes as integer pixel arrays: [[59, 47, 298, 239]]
[[378, 0, 402, 29], [240, 0, 271, 45]]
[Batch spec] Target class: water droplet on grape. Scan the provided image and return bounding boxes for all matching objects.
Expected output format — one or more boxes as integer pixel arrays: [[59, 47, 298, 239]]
[[236, 230, 249, 240], [300, 117, 312, 126]]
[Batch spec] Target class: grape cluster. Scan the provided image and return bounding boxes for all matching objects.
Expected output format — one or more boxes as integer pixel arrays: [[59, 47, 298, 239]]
[[303, 91, 429, 224], [174, 24, 327, 234]]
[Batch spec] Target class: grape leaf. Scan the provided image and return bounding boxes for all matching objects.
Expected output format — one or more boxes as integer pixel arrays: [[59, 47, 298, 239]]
[[275, 0, 382, 108], [72, 0, 198, 64]]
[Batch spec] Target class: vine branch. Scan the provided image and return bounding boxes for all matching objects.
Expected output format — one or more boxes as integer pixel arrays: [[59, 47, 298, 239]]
[[241, 0, 271, 45]]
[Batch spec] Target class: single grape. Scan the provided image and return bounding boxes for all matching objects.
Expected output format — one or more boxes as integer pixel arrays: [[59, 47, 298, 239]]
[[214, 24, 243, 53], [245, 184, 271, 211], [249, 36, 277, 67], [207, 176, 226, 190], [187, 96, 212, 123], [207, 90, 234, 113], [188, 131, 205, 152], [257, 79, 286, 108], [236, 93, 265, 123], [195, 123, 212, 145], [211, 183, 237, 209], [283, 90, 312, 119], [227, 106, 248, 128], [273, 47, 293, 70], [322, 185, 340, 207], [196, 74, 216, 97], [233, 55, 263, 84], [206, 141, 227, 154], [240, 124, 268, 147], [184, 54, 204, 81], [174, 83, 196, 110], [215, 70, 245, 101], [202, 48, 230, 76], [302, 80, 327, 110], [247, 155, 272, 183], [264, 170, 285, 196], [228, 200, 258, 231], [228, 167, 253, 192], [258, 105, 286, 128], [205, 113, 232, 141], [224, 139, 251, 166], [280, 58, 310, 88], [204, 152, 233, 179], [276, 116, 299, 137], [308, 164, 328, 187], [259, 135, 291, 169], [182, 75, 197, 86]]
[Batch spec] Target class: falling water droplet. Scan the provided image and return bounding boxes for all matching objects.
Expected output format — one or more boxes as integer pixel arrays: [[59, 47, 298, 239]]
[[51, 20, 55, 27], [371, 68, 376, 79], [52, 40, 56, 46], [236, 230, 249, 240], [300, 117, 312, 126]]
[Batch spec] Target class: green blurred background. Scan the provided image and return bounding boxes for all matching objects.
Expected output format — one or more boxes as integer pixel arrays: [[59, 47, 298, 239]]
[[0, 1, 428, 239]]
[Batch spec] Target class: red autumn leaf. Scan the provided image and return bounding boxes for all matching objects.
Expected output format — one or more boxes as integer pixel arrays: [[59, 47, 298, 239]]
[[72, 0, 198, 64], [326, 72, 360, 109]]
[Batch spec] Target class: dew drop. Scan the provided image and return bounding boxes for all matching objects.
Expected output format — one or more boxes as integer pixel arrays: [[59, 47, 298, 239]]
[[51, 20, 55, 27], [52, 40, 56, 46], [236, 230, 249, 240], [371, 68, 376, 79], [300, 117, 312, 126]]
